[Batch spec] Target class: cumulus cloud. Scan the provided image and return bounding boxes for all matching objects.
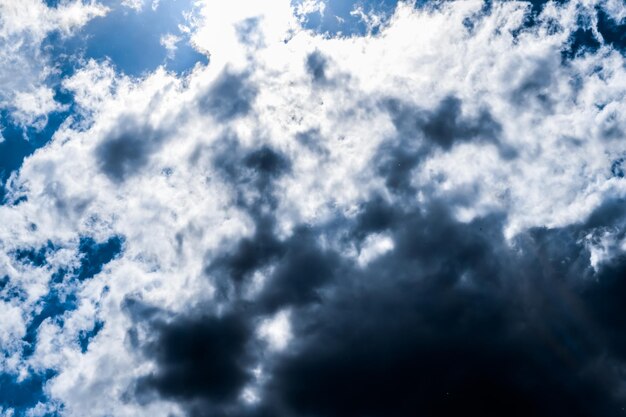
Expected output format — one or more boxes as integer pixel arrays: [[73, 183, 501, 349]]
[[0, 0, 107, 123], [1, 0, 626, 416]]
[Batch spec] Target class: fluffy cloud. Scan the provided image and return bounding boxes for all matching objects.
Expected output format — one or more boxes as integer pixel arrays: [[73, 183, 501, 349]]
[[0, 0, 107, 125], [1, 0, 626, 416]]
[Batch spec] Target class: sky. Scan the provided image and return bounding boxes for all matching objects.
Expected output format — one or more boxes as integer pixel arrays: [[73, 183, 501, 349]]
[[0, 0, 626, 416]]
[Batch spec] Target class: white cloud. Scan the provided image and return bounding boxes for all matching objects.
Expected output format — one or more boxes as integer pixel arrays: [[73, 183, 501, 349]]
[[0, 0, 107, 125], [257, 309, 292, 351], [295, 0, 326, 18], [120, 0, 144, 11], [0, 0, 107, 38], [11, 87, 67, 130], [357, 233, 395, 267], [160, 33, 181, 59]]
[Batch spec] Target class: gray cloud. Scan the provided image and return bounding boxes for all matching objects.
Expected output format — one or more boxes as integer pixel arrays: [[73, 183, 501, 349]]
[[94, 119, 168, 182], [379, 95, 511, 194], [198, 70, 258, 121], [126, 191, 626, 417]]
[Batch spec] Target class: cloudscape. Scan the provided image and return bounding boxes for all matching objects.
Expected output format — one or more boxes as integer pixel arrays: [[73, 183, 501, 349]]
[[1, 0, 626, 416]]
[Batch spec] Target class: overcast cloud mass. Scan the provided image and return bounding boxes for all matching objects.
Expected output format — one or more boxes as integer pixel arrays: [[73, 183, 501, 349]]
[[1, 0, 626, 416]]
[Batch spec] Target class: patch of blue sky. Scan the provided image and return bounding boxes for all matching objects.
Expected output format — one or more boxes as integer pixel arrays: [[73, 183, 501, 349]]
[[78, 320, 105, 353], [0, 369, 58, 416], [22, 289, 78, 358], [51, 0, 208, 78], [0, 276, 26, 303], [14, 241, 57, 268], [76, 236, 124, 281], [562, 26, 601, 60], [596, 7, 626, 54], [0, 96, 73, 204], [464, 2, 624, 60], [293, 0, 401, 37], [17, 235, 122, 358]]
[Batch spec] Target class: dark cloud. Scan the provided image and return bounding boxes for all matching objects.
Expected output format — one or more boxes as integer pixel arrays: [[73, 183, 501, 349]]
[[349, 195, 402, 251], [304, 51, 351, 87], [122, 296, 163, 323], [598, 108, 624, 141], [199, 71, 257, 121], [131, 187, 626, 417], [135, 312, 254, 409], [384, 95, 503, 149], [243, 146, 291, 192], [421, 96, 502, 149], [379, 95, 509, 194], [376, 141, 425, 194], [208, 141, 292, 293], [583, 198, 626, 230], [306, 51, 328, 83], [207, 190, 337, 316], [210, 215, 284, 285], [209, 226, 339, 314], [295, 128, 329, 156], [258, 200, 626, 417], [210, 139, 290, 211], [510, 58, 556, 110], [255, 226, 341, 314], [207, 140, 340, 314], [236, 17, 264, 48], [611, 158, 625, 179], [94, 120, 166, 182], [208, 157, 339, 317]]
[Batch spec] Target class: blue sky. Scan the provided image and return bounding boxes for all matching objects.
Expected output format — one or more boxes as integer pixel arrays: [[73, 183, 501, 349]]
[[1, 1, 626, 416]]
